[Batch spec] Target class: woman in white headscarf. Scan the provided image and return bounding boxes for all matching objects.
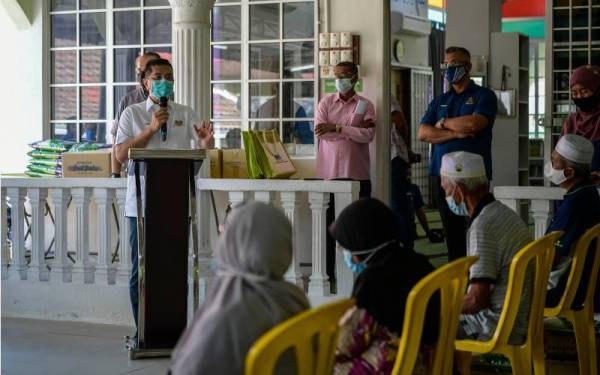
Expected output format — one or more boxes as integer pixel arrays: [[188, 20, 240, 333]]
[[169, 202, 310, 375]]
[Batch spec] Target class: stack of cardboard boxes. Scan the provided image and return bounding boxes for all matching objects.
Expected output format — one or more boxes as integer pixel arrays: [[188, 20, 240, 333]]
[[208, 149, 247, 179], [61, 148, 247, 179]]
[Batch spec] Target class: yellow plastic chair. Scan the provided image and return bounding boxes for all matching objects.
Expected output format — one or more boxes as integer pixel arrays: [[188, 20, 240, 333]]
[[244, 298, 354, 375], [455, 231, 563, 375], [392, 256, 479, 375], [542, 223, 600, 375]]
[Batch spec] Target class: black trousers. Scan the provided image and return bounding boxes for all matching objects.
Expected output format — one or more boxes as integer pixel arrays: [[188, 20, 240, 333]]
[[546, 247, 600, 312], [326, 180, 371, 283], [432, 176, 468, 261]]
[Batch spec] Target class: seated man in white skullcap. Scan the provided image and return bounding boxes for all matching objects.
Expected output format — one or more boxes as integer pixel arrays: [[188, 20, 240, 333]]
[[439, 152, 533, 372], [544, 134, 600, 309]]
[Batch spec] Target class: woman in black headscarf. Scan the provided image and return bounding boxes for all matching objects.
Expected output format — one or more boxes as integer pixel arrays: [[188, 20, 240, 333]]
[[331, 198, 439, 375]]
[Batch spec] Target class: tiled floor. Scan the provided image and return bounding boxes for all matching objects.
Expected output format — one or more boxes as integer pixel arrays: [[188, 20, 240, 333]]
[[413, 209, 449, 268], [1, 318, 170, 375]]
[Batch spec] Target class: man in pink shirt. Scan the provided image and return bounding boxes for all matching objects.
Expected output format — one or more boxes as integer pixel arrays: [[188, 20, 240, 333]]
[[316, 61, 376, 284], [315, 62, 377, 196]]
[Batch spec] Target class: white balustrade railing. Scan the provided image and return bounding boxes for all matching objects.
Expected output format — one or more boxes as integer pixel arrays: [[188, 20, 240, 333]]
[[1, 178, 128, 285], [1, 176, 360, 323], [195, 178, 360, 301], [494, 186, 575, 239]]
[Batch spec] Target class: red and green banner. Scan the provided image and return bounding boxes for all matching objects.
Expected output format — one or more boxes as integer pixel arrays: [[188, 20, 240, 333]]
[[502, 0, 544, 18], [501, 0, 545, 39]]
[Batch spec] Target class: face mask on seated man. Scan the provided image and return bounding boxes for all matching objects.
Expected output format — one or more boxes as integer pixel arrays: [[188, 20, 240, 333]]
[[544, 134, 594, 188]]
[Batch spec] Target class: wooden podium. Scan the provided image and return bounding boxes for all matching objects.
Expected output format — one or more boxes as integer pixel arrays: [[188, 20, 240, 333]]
[[128, 148, 205, 360]]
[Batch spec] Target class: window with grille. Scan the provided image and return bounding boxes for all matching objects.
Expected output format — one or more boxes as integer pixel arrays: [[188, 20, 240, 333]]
[[49, 0, 172, 144], [211, 0, 317, 156], [528, 40, 545, 139]]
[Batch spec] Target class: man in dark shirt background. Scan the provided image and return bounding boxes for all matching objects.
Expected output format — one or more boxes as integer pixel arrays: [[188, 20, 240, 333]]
[[418, 46, 498, 262]]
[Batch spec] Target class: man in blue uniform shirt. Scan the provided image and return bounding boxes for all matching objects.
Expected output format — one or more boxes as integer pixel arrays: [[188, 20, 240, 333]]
[[418, 46, 498, 261], [544, 134, 600, 309]]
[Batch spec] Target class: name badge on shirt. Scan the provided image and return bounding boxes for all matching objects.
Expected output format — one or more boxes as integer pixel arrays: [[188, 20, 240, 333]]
[[174, 120, 184, 127]]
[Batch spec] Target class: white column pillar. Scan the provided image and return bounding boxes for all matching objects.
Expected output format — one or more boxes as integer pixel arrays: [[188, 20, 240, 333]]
[[7, 188, 27, 280], [308, 192, 330, 298], [531, 199, 552, 240], [1, 187, 10, 280], [27, 188, 49, 281], [50, 188, 71, 282], [169, 0, 215, 119], [170, 0, 215, 308], [71, 188, 92, 284], [254, 191, 276, 206], [280, 192, 302, 288], [94, 188, 115, 285], [194, 186, 213, 308], [334, 191, 357, 297], [115, 189, 131, 286], [228, 191, 250, 207]]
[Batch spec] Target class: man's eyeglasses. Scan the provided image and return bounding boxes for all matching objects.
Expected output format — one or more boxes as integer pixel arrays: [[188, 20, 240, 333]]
[[334, 73, 355, 80]]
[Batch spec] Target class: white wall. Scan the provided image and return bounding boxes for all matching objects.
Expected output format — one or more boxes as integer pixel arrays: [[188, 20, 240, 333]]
[[0, 0, 45, 174], [445, 0, 502, 57], [391, 33, 430, 68]]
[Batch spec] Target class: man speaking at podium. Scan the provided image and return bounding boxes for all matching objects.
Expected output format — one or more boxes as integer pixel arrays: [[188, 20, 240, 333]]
[[115, 58, 214, 343]]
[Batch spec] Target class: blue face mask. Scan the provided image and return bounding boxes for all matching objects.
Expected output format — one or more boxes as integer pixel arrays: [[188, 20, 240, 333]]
[[342, 241, 394, 274], [445, 65, 466, 84], [151, 79, 174, 99], [343, 250, 366, 274], [335, 78, 354, 94], [446, 186, 469, 216]]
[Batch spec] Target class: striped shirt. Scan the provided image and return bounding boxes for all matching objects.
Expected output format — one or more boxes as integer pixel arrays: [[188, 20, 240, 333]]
[[465, 199, 533, 343]]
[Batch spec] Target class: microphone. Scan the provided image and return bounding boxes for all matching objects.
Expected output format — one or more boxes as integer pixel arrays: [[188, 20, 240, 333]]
[[159, 96, 168, 142]]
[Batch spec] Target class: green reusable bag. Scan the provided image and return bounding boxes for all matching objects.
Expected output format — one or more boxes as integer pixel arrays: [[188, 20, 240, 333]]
[[242, 131, 265, 179], [253, 130, 296, 179]]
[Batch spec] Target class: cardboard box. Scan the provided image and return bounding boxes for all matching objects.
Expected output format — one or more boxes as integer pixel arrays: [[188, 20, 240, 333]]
[[222, 149, 247, 179], [208, 149, 222, 178], [62, 149, 112, 178]]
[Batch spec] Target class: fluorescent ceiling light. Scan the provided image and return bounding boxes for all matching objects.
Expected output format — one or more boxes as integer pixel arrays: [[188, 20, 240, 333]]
[[290, 64, 314, 72]]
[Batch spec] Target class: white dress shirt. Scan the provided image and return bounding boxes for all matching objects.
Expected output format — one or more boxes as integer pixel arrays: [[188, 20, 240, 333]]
[[390, 127, 410, 163], [116, 97, 200, 217]]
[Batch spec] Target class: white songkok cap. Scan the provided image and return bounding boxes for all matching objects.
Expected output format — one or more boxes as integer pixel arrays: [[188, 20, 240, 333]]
[[555, 134, 594, 165], [440, 151, 486, 178]]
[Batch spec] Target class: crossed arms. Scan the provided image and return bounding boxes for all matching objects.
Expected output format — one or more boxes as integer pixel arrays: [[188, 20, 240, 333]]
[[418, 114, 489, 144]]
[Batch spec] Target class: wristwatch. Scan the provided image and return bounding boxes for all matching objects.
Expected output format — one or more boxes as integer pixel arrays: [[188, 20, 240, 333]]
[[111, 173, 121, 178], [335, 124, 343, 133], [439, 117, 446, 129]]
